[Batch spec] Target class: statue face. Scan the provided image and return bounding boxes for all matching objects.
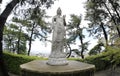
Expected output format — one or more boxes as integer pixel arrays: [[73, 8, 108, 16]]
[[57, 7, 62, 16]]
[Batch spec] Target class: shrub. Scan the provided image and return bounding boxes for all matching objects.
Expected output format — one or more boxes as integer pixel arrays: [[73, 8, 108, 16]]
[[68, 57, 83, 62], [3, 46, 120, 74], [84, 46, 120, 71], [3, 52, 47, 74], [84, 53, 110, 71]]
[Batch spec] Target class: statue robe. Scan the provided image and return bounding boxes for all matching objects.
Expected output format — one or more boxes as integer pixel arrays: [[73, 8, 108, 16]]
[[50, 15, 66, 58]]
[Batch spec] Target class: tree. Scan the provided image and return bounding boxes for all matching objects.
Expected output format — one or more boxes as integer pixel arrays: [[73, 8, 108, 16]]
[[67, 14, 88, 59], [0, 1, 20, 75], [3, 25, 15, 52], [0, 0, 54, 75], [85, 0, 120, 46], [102, 0, 120, 37], [3, 23, 29, 54], [85, 0, 109, 46], [12, 6, 50, 56]]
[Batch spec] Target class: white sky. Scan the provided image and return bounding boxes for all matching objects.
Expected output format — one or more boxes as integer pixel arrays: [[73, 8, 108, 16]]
[[45, 0, 87, 25], [1, 0, 97, 55]]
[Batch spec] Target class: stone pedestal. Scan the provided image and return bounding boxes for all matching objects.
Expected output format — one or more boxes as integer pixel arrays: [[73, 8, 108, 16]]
[[47, 58, 68, 66], [20, 60, 95, 76]]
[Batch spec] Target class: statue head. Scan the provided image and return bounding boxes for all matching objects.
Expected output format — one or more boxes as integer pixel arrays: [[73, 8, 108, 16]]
[[57, 7, 62, 16]]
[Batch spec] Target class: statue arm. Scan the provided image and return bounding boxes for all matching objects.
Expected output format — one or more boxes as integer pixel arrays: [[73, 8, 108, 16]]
[[51, 16, 56, 29], [63, 15, 66, 26]]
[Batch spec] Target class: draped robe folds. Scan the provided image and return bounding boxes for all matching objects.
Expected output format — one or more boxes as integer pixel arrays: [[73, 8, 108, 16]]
[[50, 15, 66, 58]]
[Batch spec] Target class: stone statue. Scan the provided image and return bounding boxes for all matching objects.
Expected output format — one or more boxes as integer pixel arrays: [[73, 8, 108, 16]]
[[47, 7, 68, 66]]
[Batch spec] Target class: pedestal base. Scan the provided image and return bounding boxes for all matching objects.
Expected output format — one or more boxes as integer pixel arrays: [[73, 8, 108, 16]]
[[20, 60, 95, 76], [47, 58, 68, 66]]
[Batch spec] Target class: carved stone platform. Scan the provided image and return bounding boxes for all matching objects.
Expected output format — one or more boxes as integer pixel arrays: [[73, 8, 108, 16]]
[[20, 60, 95, 76]]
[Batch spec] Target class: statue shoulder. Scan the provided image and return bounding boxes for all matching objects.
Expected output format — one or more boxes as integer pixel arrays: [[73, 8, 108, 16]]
[[53, 15, 58, 19], [52, 16, 56, 22]]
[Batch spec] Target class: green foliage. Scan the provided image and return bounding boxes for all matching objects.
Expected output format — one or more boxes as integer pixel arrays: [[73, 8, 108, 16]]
[[84, 46, 120, 71], [68, 57, 84, 62], [67, 14, 82, 42], [3, 52, 47, 74], [12, 4, 51, 55], [89, 43, 104, 55], [84, 53, 110, 71], [85, 0, 120, 44], [3, 46, 120, 74], [85, 0, 110, 46], [114, 38, 120, 47], [103, 46, 120, 67], [67, 14, 89, 59], [3, 24, 28, 54]]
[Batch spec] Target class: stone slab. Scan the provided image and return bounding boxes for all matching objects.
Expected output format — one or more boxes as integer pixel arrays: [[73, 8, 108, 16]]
[[20, 60, 95, 76]]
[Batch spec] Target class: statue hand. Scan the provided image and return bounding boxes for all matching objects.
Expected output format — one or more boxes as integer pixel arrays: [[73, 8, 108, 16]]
[[63, 15, 66, 19]]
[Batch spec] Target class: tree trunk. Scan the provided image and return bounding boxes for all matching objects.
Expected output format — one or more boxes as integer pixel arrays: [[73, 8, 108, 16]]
[[79, 33, 84, 59], [109, 0, 120, 20], [100, 22, 108, 46], [0, 0, 20, 75], [17, 26, 22, 54], [28, 24, 36, 56], [66, 43, 72, 58], [9, 39, 12, 52], [7, 35, 12, 52], [103, 1, 120, 37], [27, 32, 33, 56], [0, 0, 2, 3]]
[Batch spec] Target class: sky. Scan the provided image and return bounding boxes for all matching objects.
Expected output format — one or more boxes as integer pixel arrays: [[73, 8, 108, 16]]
[[45, 0, 87, 25], [1, 0, 98, 56]]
